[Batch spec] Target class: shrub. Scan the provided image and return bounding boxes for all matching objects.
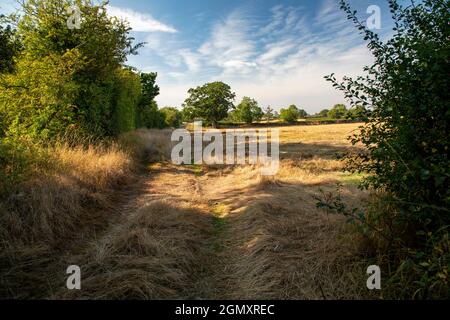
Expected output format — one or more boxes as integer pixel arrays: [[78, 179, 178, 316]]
[[324, 0, 450, 299], [233, 97, 263, 124], [112, 68, 142, 134], [0, 0, 146, 140], [160, 107, 182, 128], [280, 105, 300, 123], [327, 104, 348, 119]]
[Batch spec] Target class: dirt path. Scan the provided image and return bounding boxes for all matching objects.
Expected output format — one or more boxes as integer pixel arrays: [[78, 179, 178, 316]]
[[143, 163, 223, 299], [55, 156, 368, 299]]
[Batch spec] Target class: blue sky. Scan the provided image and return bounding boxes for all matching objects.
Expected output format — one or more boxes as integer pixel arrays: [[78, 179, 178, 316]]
[[0, 0, 394, 113]]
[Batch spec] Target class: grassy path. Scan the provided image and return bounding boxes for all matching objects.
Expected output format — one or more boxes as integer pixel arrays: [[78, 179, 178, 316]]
[[56, 124, 370, 299]]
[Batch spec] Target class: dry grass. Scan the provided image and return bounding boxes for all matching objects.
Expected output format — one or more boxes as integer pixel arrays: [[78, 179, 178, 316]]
[[0, 140, 138, 298], [56, 200, 213, 300], [1, 142, 133, 245], [1, 123, 373, 300]]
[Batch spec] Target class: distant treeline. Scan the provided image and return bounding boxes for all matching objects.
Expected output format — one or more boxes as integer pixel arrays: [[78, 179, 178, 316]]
[[179, 81, 368, 127]]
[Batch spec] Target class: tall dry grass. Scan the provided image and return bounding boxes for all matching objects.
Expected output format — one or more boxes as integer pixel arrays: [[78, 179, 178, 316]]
[[1, 123, 373, 300], [0, 130, 170, 299]]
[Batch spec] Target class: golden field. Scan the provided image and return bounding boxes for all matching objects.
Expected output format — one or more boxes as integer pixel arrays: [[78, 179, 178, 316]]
[[1, 123, 375, 299]]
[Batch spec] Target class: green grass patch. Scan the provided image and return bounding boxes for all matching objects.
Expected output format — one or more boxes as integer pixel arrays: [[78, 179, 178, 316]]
[[211, 203, 228, 252]]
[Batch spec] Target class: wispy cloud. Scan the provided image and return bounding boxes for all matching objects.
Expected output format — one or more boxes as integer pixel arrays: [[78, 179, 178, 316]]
[[107, 5, 177, 33], [143, 1, 375, 112], [199, 10, 257, 75]]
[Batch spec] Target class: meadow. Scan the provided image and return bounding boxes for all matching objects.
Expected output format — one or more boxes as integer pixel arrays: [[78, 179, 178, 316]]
[[1, 123, 377, 299]]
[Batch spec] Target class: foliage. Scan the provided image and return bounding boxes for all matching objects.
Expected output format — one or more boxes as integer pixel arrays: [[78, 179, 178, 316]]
[[136, 72, 165, 129], [139, 101, 165, 129], [0, 138, 38, 195], [233, 97, 263, 124], [325, 0, 450, 299], [264, 106, 274, 123], [327, 104, 348, 119], [298, 109, 308, 118], [0, 15, 22, 73], [0, 50, 83, 140], [273, 111, 280, 119], [112, 68, 142, 134], [318, 109, 330, 117], [0, 0, 146, 139], [346, 105, 369, 121], [280, 105, 300, 123], [183, 81, 235, 127], [160, 107, 182, 128], [139, 72, 160, 106]]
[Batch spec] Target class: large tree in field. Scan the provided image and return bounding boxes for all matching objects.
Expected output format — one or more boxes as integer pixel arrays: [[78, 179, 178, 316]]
[[264, 106, 274, 123], [183, 81, 235, 127]]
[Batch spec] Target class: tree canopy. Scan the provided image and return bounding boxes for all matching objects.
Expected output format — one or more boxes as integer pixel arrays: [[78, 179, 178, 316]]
[[280, 105, 300, 123], [233, 97, 263, 124], [183, 81, 235, 127], [327, 104, 347, 119]]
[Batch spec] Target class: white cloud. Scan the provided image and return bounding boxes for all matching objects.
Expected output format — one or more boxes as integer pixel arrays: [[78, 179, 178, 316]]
[[178, 49, 201, 72], [107, 5, 177, 33], [198, 10, 256, 75], [257, 40, 296, 64]]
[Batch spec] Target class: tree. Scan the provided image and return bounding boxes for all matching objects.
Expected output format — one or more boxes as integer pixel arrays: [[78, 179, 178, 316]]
[[264, 106, 274, 123], [183, 82, 235, 127], [273, 111, 280, 120], [326, 0, 450, 299], [139, 101, 165, 129], [137, 72, 164, 129], [318, 109, 329, 118], [280, 105, 300, 123], [298, 109, 308, 118], [139, 72, 160, 106], [0, 15, 22, 73], [346, 105, 369, 120], [327, 104, 347, 119], [234, 97, 263, 124], [160, 107, 182, 128], [0, 0, 145, 138]]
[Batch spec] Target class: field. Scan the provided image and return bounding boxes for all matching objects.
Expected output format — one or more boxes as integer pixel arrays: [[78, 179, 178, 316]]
[[1, 123, 375, 299]]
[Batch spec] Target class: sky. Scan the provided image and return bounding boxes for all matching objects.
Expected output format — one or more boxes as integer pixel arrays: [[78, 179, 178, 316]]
[[0, 0, 394, 114]]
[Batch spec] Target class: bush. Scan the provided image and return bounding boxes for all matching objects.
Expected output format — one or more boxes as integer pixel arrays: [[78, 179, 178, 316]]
[[0, 0, 146, 140], [160, 107, 182, 128], [112, 68, 142, 134], [324, 0, 450, 299], [327, 104, 347, 119], [280, 105, 300, 123], [233, 97, 263, 124]]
